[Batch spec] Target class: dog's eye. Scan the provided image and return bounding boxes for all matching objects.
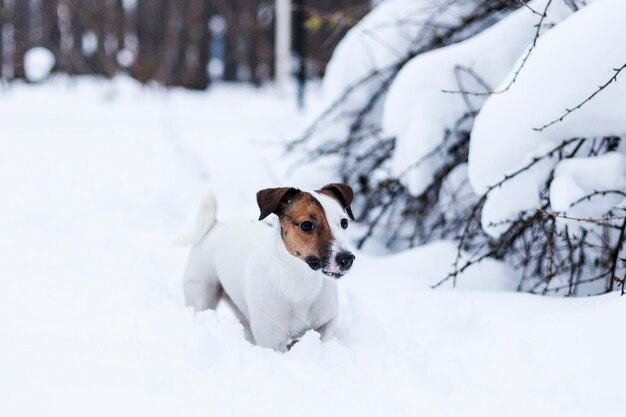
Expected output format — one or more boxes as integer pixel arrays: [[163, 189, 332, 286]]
[[300, 221, 314, 232], [341, 219, 348, 229]]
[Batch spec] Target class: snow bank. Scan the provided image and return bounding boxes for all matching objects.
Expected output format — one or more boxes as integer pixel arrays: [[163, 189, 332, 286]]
[[358, 240, 519, 291], [383, 0, 576, 194], [324, 0, 442, 107], [468, 0, 626, 231], [551, 153, 626, 216]]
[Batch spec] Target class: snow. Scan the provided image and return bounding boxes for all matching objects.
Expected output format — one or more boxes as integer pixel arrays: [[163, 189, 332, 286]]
[[382, 0, 576, 195], [551, 153, 626, 215], [24, 47, 56, 82], [361, 240, 519, 291], [116, 49, 135, 68], [82, 31, 99, 56], [323, 0, 434, 106], [468, 0, 626, 231], [1, 76, 626, 416]]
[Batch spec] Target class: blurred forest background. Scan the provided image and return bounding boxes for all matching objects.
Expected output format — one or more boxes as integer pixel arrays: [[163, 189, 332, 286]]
[[0, 0, 370, 88]]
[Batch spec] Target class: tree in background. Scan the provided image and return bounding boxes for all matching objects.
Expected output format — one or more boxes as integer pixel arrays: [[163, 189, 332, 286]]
[[0, 0, 4, 77], [0, 0, 369, 86], [12, 0, 31, 78]]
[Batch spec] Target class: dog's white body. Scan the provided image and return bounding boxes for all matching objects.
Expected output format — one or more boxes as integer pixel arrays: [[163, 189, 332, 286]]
[[183, 192, 350, 352]]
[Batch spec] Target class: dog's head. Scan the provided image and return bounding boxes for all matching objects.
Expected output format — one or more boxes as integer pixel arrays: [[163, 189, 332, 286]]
[[257, 183, 356, 278]]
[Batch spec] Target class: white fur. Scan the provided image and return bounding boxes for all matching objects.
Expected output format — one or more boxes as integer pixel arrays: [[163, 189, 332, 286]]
[[312, 191, 351, 275], [182, 191, 352, 352], [175, 192, 218, 246]]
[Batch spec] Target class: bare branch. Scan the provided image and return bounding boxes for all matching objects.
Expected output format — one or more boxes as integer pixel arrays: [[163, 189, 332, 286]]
[[569, 189, 626, 208], [441, 0, 553, 97], [483, 137, 583, 195], [518, 0, 543, 16], [609, 218, 626, 291], [538, 208, 626, 223], [533, 63, 626, 132]]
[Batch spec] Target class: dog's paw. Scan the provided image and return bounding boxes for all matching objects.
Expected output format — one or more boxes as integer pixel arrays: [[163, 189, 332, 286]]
[[286, 330, 322, 358]]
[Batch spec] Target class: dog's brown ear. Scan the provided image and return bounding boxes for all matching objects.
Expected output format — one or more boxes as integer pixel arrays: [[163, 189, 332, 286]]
[[256, 187, 300, 220], [319, 183, 355, 220]]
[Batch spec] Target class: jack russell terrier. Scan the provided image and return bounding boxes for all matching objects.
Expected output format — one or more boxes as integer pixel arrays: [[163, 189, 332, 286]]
[[182, 184, 356, 352]]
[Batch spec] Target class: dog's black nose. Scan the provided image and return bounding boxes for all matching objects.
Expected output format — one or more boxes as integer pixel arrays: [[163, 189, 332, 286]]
[[336, 252, 355, 270], [305, 256, 322, 271]]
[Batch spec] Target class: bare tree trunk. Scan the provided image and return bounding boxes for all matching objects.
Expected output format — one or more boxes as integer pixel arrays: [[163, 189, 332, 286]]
[[2, 0, 361, 86], [0, 0, 4, 79], [245, 1, 260, 85], [91, 0, 112, 76], [42, 0, 61, 58], [218, 0, 238, 82], [122, 0, 137, 70], [171, 0, 190, 86], [134, 0, 156, 82], [70, 3, 86, 74], [158, 0, 191, 86], [135, 0, 170, 82], [13, 0, 31, 79], [79, 0, 102, 75], [188, 0, 210, 89], [113, 0, 125, 51], [294, 0, 306, 105]]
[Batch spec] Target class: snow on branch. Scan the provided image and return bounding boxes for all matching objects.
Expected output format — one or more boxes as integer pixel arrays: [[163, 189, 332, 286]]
[[437, 134, 625, 295], [441, 0, 554, 97], [533, 63, 626, 132]]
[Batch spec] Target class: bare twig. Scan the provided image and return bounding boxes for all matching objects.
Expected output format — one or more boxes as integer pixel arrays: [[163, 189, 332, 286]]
[[432, 138, 585, 289], [569, 189, 626, 208], [483, 137, 583, 195], [453, 64, 494, 113], [608, 218, 626, 291], [441, 0, 553, 97], [519, 0, 543, 16], [539, 208, 626, 223], [533, 63, 626, 131]]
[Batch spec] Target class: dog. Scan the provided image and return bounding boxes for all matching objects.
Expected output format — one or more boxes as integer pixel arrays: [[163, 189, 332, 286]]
[[182, 184, 356, 352]]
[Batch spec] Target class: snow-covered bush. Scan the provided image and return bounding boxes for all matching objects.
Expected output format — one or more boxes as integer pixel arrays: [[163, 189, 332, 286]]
[[290, 0, 625, 296], [457, 0, 626, 295]]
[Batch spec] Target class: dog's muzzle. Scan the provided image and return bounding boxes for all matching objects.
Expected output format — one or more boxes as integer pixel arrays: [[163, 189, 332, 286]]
[[305, 256, 322, 271], [321, 251, 355, 279], [335, 251, 355, 270]]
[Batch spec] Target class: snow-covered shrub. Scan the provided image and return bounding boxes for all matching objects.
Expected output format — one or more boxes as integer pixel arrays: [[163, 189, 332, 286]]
[[453, 0, 626, 295], [469, 0, 624, 231], [291, 0, 625, 296]]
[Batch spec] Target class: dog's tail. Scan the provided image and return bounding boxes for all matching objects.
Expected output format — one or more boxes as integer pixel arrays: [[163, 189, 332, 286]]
[[176, 192, 218, 246]]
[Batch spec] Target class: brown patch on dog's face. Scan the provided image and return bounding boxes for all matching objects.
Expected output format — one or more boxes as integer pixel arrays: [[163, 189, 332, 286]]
[[277, 192, 333, 269]]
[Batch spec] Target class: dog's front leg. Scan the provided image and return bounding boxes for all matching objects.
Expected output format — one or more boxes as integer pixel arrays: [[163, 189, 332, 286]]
[[316, 317, 338, 342], [250, 320, 291, 352]]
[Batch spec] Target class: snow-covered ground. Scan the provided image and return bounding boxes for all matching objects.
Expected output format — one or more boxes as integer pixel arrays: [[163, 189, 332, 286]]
[[1, 77, 625, 417]]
